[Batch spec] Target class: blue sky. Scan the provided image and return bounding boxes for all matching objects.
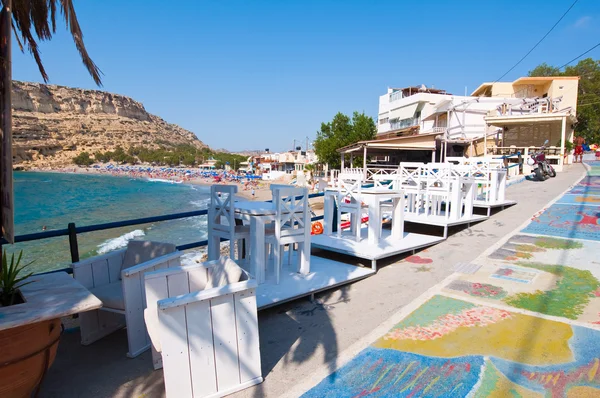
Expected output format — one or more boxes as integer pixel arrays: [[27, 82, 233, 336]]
[[12, 0, 600, 152]]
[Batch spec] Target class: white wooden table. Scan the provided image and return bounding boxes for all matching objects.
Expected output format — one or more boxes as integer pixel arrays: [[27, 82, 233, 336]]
[[235, 201, 275, 284], [0, 272, 102, 331], [361, 188, 405, 245]]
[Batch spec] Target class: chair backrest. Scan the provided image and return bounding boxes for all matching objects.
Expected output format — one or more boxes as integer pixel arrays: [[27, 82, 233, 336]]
[[272, 186, 310, 239], [398, 162, 425, 188], [372, 174, 394, 190], [121, 240, 177, 273], [209, 184, 237, 234], [148, 257, 260, 397], [422, 163, 456, 195], [269, 184, 294, 194], [143, 257, 251, 369], [337, 173, 363, 205]]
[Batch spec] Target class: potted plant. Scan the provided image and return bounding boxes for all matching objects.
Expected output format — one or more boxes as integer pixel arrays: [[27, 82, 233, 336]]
[[1, 250, 34, 306], [564, 141, 574, 165], [0, 250, 61, 398]]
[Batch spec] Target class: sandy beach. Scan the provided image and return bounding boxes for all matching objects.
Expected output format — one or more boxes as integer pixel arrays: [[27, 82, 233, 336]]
[[39, 164, 297, 201]]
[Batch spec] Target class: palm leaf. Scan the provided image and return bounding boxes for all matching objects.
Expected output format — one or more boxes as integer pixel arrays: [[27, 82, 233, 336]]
[[3, 0, 102, 85]]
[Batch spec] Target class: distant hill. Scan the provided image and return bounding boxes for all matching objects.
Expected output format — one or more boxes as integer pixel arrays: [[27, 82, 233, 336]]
[[12, 81, 208, 170]]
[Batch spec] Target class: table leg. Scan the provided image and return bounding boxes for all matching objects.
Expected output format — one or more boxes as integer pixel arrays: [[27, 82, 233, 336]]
[[464, 182, 475, 218], [490, 170, 499, 204], [367, 196, 381, 245], [324, 194, 333, 236], [498, 172, 506, 202], [391, 195, 405, 240], [250, 217, 266, 284], [450, 180, 461, 220]]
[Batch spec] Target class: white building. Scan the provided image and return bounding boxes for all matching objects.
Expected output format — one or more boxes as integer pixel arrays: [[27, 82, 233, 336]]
[[340, 78, 578, 172]]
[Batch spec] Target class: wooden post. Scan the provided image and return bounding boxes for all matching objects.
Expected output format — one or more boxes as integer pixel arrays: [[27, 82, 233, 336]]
[[363, 146, 367, 180], [341, 153, 345, 171], [68, 223, 80, 263], [560, 117, 566, 168], [484, 132, 487, 157]]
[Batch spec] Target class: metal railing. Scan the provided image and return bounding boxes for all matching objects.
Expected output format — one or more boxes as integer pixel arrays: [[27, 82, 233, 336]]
[[4, 192, 325, 276]]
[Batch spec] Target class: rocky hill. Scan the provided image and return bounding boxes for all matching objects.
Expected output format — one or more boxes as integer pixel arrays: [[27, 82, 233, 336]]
[[12, 81, 207, 170]]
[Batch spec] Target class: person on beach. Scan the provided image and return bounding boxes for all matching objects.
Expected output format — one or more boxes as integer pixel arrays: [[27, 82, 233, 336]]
[[251, 188, 255, 199], [574, 136, 585, 163]]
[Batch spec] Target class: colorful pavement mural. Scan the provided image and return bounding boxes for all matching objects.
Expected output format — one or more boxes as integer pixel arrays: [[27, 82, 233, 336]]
[[302, 160, 600, 397]]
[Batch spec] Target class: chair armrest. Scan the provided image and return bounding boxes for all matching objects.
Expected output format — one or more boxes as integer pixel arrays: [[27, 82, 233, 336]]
[[158, 279, 258, 311], [122, 251, 183, 278]]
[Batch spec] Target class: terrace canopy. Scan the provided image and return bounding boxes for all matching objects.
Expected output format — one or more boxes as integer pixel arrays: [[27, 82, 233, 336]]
[[484, 112, 576, 171], [337, 131, 444, 169]]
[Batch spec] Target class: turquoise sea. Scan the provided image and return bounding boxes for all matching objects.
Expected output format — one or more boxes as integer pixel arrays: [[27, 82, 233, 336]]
[[12, 172, 210, 273]]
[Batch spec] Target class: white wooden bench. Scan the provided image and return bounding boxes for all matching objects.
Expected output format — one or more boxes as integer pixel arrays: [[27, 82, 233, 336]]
[[71, 241, 181, 358], [144, 257, 262, 398]]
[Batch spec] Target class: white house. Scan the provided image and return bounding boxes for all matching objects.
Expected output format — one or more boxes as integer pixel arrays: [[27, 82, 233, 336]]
[[340, 77, 578, 174]]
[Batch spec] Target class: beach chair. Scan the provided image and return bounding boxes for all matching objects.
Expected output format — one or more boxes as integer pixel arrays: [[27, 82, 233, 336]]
[[71, 240, 182, 357], [143, 257, 262, 398]]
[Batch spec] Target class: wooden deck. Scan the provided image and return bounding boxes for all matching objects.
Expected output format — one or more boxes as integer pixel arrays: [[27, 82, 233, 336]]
[[403, 211, 489, 238], [255, 253, 375, 310], [473, 199, 517, 216], [310, 228, 444, 271]]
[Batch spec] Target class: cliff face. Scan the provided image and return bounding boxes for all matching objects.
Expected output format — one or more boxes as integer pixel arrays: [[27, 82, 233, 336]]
[[12, 81, 207, 169]]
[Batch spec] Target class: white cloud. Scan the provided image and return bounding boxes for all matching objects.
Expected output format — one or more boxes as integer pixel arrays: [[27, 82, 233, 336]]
[[574, 16, 592, 28]]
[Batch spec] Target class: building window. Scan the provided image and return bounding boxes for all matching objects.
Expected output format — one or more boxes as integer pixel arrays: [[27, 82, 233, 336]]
[[379, 117, 389, 125], [389, 91, 403, 102]]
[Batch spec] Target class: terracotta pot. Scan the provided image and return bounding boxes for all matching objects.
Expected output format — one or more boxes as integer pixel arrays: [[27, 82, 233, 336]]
[[0, 318, 61, 398]]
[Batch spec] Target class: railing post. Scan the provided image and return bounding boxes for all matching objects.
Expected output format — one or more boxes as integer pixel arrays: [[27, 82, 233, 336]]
[[68, 222, 80, 263]]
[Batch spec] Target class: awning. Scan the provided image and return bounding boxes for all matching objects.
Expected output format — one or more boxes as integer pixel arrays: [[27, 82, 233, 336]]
[[338, 132, 442, 153], [389, 103, 419, 121]]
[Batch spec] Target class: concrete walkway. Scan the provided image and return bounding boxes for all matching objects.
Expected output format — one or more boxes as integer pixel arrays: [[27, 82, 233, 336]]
[[293, 158, 600, 397], [39, 164, 585, 398]]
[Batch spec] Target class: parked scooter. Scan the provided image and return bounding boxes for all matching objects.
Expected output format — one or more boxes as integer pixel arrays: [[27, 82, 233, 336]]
[[527, 140, 556, 181]]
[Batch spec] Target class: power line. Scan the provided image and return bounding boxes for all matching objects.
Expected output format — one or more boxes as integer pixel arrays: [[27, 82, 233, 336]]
[[493, 0, 579, 83], [558, 41, 600, 69]]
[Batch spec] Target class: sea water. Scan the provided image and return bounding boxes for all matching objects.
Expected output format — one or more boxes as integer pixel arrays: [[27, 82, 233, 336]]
[[12, 172, 211, 273]]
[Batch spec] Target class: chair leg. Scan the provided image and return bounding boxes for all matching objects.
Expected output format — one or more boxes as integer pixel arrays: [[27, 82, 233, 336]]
[[355, 210, 361, 242], [274, 244, 282, 284]]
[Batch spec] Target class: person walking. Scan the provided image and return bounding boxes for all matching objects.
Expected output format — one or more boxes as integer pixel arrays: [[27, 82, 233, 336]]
[[574, 136, 585, 163]]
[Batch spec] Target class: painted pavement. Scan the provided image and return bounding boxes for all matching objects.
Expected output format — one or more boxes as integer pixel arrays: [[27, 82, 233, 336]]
[[302, 161, 600, 397]]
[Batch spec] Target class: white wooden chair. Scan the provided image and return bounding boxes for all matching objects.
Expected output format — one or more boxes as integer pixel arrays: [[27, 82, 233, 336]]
[[143, 257, 262, 398], [424, 163, 453, 219], [336, 173, 366, 242], [71, 240, 181, 357], [208, 184, 251, 263], [265, 186, 311, 283]]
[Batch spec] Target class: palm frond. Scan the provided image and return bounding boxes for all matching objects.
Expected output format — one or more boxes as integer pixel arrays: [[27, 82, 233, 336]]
[[6, 0, 102, 86]]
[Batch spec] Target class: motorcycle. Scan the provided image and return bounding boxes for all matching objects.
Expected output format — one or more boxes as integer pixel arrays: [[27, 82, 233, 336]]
[[527, 140, 556, 181]]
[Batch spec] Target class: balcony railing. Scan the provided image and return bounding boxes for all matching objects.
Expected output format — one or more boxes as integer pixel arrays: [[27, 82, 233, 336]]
[[495, 96, 563, 117], [390, 117, 420, 130]]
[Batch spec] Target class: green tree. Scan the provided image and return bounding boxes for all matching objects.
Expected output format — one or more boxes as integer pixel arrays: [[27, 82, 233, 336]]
[[73, 151, 93, 166], [529, 58, 600, 143], [528, 63, 561, 77], [313, 111, 376, 169]]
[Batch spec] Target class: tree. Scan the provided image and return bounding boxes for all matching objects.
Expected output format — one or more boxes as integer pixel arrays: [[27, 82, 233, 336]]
[[7, 0, 102, 85], [313, 111, 376, 169], [528, 58, 600, 143], [528, 63, 561, 77], [73, 151, 93, 166]]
